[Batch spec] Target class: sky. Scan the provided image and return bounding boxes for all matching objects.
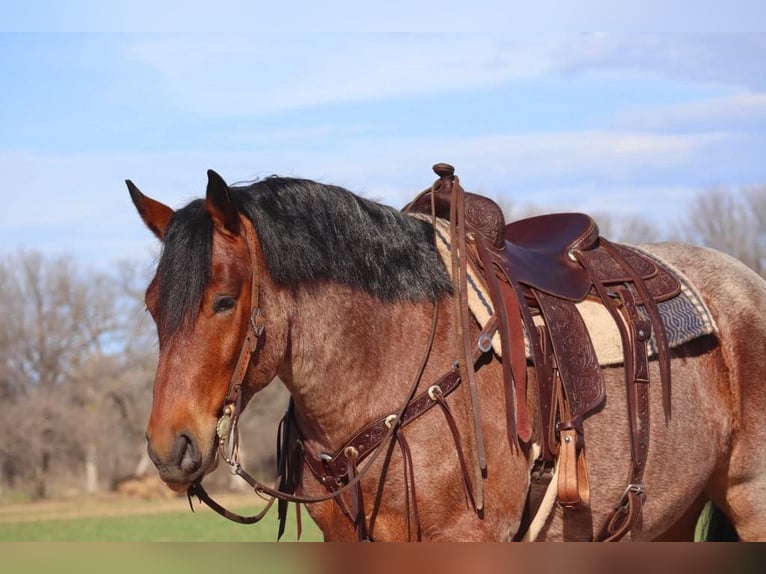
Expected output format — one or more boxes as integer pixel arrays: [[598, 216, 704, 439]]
[[1, 29, 765, 270]]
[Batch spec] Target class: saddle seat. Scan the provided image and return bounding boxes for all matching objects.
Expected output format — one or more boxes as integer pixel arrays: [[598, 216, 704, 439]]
[[504, 213, 599, 301]]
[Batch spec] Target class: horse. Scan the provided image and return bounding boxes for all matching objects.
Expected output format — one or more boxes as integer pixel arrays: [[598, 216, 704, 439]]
[[127, 167, 766, 541]]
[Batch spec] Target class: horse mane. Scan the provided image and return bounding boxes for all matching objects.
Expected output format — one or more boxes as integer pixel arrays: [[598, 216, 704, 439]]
[[156, 176, 452, 337]]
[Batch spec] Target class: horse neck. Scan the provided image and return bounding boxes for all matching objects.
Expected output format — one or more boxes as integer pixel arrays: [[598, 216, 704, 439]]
[[279, 282, 453, 453]]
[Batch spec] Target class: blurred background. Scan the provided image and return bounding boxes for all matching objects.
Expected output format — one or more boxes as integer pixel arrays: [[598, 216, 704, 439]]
[[0, 29, 764, 539]]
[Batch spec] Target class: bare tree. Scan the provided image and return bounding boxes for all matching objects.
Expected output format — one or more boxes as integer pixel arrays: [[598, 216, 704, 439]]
[[745, 185, 766, 276], [681, 186, 765, 277], [0, 251, 153, 498], [590, 211, 663, 245]]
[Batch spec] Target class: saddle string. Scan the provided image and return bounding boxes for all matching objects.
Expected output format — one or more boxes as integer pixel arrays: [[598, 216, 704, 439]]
[[345, 448, 367, 541], [473, 235, 526, 449], [441, 166, 487, 512], [397, 432, 422, 541], [367, 417, 403, 537]]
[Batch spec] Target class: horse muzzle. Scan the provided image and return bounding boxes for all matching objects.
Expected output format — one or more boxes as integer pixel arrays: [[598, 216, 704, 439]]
[[146, 430, 217, 491]]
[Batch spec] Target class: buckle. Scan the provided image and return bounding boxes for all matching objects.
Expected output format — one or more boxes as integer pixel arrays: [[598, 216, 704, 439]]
[[618, 483, 645, 506], [250, 307, 265, 337]]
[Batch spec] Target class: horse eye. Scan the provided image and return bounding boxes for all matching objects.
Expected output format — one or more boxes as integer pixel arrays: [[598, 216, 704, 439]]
[[213, 296, 237, 314]]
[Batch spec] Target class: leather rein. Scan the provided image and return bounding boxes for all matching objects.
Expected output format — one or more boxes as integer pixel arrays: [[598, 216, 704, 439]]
[[187, 209, 490, 540]]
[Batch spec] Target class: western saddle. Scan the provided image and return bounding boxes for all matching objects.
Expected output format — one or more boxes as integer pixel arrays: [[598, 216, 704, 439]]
[[403, 163, 680, 541]]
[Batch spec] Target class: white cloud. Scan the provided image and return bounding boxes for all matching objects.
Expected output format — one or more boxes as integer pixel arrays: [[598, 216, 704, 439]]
[[338, 130, 735, 195], [121, 34, 766, 119], [2, 32, 764, 273], [0, 128, 735, 213], [616, 91, 766, 130], [123, 35, 557, 116], [552, 33, 766, 91], [525, 182, 702, 216]]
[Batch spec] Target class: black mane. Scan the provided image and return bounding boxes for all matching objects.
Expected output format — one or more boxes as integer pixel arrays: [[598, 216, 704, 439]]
[[156, 176, 451, 336]]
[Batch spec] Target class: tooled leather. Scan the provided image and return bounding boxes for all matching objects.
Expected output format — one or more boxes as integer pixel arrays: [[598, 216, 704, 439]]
[[534, 290, 606, 421], [463, 195, 506, 250], [404, 189, 506, 251], [585, 244, 681, 302]]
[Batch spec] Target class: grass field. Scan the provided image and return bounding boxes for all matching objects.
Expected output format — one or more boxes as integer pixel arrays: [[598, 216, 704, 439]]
[[0, 492, 734, 574], [0, 491, 722, 542], [0, 492, 323, 542]]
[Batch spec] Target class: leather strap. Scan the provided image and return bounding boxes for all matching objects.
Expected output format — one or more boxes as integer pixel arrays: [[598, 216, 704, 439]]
[[574, 249, 652, 541], [483, 245, 550, 449], [216, 216, 266, 467], [474, 236, 532, 449], [536, 325, 558, 463], [474, 237, 531, 444], [601, 239, 672, 419], [441, 164, 488, 512]]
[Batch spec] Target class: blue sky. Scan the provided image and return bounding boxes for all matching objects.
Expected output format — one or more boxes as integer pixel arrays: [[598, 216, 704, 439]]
[[1, 31, 765, 269]]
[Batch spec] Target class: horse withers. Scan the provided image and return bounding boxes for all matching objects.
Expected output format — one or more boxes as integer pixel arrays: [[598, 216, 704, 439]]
[[128, 167, 766, 541]]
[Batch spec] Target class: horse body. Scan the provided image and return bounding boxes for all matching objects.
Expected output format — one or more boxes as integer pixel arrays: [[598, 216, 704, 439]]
[[282, 242, 766, 541], [128, 170, 766, 541]]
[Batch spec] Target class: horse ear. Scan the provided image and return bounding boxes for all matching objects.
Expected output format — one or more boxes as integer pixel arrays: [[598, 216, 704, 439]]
[[127, 180, 174, 241], [205, 169, 239, 234]]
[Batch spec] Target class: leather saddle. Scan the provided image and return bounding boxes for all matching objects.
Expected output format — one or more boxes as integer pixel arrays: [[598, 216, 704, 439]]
[[406, 165, 677, 303], [404, 163, 681, 540]]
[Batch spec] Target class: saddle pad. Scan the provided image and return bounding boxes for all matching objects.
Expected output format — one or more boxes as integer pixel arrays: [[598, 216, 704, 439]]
[[419, 215, 718, 366]]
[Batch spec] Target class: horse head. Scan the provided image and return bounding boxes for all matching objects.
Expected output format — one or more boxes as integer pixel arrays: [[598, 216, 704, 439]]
[[128, 170, 287, 491]]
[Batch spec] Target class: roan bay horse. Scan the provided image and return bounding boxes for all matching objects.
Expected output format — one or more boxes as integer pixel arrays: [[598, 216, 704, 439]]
[[128, 165, 766, 541]]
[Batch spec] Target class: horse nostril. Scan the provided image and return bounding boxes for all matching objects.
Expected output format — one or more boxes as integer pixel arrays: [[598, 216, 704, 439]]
[[177, 432, 201, 474]]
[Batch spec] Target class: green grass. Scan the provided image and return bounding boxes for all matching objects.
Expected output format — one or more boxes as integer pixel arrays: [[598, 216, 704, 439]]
[[0, 496, 728, 542], [0, 498, 323, 542]]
